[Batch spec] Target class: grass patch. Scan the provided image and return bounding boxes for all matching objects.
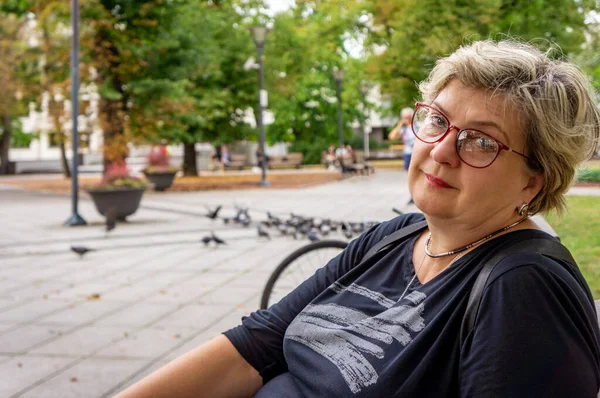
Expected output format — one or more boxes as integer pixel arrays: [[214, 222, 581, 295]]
[[545, 196, 600, 299]]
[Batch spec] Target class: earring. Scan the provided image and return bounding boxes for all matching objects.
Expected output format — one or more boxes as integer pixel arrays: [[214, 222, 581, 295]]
[[517, 203, 529, 216]]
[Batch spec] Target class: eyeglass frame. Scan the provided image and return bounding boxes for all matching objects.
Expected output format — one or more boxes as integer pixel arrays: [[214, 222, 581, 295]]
[[411, 102, 533, 169]]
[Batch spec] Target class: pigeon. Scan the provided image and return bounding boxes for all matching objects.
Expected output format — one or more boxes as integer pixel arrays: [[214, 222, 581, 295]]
[[258, 226, 271, 240], [200, 235, 212, 246], [70, 245, 94, 258], [307, 231, 320, 242], [206, 205, 222, 220], [222, 217, 230, 224], [343, 229, 353, 240], [105, 207, 117, 235], [320, 225, 331, 236], [211, 232, 227, 246]]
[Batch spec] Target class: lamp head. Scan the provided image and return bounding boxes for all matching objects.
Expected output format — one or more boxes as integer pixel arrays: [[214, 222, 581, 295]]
[[248, 26, 270, 48]]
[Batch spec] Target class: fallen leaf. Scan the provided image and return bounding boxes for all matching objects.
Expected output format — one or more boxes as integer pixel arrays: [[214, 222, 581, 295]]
[[17, 363, 22, 368], [123, 332, 129, 338], [160, 290, 167, 295], [42, 295, 48, 300], [87, 293, 101, 301], [70, 377, 78, 383], [172, 334, 181, 339]]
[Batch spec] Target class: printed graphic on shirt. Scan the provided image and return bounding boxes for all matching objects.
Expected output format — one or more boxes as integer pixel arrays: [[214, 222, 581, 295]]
[[286, 286, 427, 394]]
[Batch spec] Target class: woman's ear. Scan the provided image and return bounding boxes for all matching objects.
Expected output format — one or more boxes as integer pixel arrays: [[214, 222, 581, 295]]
[[522, 171, 544, 203]]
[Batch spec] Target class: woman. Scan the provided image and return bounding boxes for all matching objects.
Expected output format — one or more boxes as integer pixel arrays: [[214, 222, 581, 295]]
[[389, 107, 416, 171], [390, 107, 416, 204], [115, 41, 600, 397]]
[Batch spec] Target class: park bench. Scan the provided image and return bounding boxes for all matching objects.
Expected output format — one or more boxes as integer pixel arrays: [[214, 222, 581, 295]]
[[224, 153, 247, 170], [339, 151, 375, 175], [268, 152, 304, 169]]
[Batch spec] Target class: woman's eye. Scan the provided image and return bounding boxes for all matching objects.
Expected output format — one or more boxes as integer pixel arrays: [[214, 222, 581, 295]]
[[428, 114, 447, 128]]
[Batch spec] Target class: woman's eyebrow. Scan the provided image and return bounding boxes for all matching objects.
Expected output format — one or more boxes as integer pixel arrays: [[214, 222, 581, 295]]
[[431, 100, 509, 142]]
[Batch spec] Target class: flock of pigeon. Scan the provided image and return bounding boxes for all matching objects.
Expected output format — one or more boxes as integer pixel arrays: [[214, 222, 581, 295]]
[[70, 205, 402, 257]]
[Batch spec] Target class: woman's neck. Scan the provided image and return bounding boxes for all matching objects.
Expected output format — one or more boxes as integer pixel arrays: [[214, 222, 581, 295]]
[[424, 213, 540, 256]]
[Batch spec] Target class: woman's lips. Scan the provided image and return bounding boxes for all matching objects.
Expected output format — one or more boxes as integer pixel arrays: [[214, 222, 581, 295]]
[[424, 173, 453, 189]]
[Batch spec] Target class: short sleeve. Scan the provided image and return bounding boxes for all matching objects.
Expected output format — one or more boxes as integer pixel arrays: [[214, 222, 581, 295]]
[[460, 254, 600, 397]]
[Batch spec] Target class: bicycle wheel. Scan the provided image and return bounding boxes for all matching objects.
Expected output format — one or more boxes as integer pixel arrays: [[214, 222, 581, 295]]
[[260, 240, 348, 309]]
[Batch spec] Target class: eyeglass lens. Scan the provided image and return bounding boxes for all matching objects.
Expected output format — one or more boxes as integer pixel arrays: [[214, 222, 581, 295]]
[[412, 106, 500, 167]]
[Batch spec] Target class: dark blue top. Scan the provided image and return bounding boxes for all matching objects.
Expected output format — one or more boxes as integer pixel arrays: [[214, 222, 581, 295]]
[[224, 214, 600, 397]]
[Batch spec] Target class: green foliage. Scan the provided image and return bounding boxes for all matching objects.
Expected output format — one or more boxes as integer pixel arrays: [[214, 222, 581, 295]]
[[546, 196, 600, 298], [363, 0, 598, 112], [288, 138, 332, 165], [576, 168, 600, 183]]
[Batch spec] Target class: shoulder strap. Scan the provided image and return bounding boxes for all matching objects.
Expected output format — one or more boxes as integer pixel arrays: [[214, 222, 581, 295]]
[[362, 220, 428, 263], [459, 237, 576, 344]]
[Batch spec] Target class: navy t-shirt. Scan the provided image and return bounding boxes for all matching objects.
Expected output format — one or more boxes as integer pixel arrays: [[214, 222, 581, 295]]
[[224, 214, 600, 397]]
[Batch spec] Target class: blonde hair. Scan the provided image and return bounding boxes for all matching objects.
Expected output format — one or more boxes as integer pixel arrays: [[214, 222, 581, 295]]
[[419, 40, 600, 214]]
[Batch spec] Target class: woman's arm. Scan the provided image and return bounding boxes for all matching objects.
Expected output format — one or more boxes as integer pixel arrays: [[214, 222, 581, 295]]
[[388, 122, 402, 140], [114, 335, 262, 398]]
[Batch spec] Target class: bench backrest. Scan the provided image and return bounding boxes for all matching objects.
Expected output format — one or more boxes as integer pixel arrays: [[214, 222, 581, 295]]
[[230, 153, 247, 162], [286, 152, 303, 162]]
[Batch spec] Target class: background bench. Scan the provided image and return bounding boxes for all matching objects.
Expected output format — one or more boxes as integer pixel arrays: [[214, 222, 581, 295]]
[[268, 152, 303, 169], [224, 153, 247, 170]]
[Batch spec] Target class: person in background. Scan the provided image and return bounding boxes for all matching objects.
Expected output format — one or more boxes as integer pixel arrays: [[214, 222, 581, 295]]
[[325, 144, 338, 170], [221, 144, 231, 170], [256, 147, 270, 170], [390, 107, 416, 204], [210, 143, 222, 171]]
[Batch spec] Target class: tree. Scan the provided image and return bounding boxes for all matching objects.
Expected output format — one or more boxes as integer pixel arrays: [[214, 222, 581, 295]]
[[264, 1, 366, 149], [32, 0, 74, 177], [146, 0, 259, 175], [0, 3, 35, 174], [364, 0, 599, 111], [80, 0, 184, 171]]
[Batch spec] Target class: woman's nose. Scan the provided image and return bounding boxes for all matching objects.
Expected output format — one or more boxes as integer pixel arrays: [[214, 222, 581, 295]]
[[430, 127, 461, 167]]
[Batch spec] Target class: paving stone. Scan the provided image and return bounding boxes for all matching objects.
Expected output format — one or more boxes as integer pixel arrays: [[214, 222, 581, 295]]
[[152, 303, 236, 329], [0, 299, 71, 323], [94, 302, 179, 328], [19, 357, 148, 398], [29, 325, 129, 356], [94, 326, 197, 359], [37, 300, 127, 326], [196, 286, 262, 306], [0, 324, 70, 353], [0, 355, 74, 397]]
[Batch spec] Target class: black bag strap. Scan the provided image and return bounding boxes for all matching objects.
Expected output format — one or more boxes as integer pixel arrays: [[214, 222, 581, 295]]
[[459, 238, 576, 344], [362, 220, 428, 263]]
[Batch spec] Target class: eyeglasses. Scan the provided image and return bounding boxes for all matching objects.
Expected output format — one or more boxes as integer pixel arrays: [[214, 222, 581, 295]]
[[411, 102, 532, 168]]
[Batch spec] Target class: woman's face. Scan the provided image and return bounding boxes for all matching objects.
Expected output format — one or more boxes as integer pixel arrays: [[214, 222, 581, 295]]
[[408, 80, 539, 225]]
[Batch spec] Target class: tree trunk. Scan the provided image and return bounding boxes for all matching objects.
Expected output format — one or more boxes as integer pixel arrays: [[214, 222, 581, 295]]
[[100, 98, 128, 173], [183, 142, 197, 176], [0, 114, 12, 175], [59, 137, 71, 178]]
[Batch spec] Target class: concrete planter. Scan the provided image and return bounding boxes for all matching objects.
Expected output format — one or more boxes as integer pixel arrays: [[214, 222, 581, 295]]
[[143, 170, 177, 191], [86, 187, 146, 221]]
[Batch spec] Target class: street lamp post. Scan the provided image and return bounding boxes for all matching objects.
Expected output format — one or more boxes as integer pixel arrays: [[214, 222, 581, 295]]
[[65, 0, 86, 226], [333, 68, 346, 151], [359, 82, 370, 159], [248, 26, 270, 187]]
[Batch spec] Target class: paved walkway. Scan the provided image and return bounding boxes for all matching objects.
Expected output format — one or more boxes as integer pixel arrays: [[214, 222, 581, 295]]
[[0, 170, 412, 397], [0, 170, 597, 397]]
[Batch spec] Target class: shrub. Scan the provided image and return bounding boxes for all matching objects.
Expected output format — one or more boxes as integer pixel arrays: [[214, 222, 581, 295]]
[[89, 162, 148, 190], [576, 168, 600, 183]]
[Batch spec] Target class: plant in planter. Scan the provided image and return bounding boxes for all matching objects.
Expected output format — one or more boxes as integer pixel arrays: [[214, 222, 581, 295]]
[[143, 145, 179, 191], [86, 162, 149, 221]]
